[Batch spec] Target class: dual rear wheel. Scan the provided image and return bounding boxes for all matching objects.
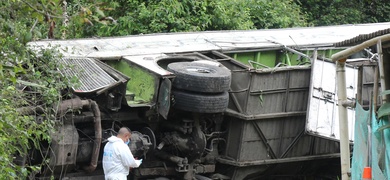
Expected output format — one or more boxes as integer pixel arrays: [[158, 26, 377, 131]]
[[167, 61, 231, 113]]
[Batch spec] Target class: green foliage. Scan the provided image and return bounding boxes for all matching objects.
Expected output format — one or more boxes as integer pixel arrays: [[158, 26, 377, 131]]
[[378, 102, 390, 119], [72, 0, 308, 37], [67, 0, 390, 37], [0, 0, 76, 179], [295, 0, 390, 26], [206, 0, 254, 30], [66, 0, 119, 38], [0, 0, 66, 40], [248, 0, 307, 29], [76, 0, 251, 36], [362, 0, 390, 23], [0, 46, 73, 179]]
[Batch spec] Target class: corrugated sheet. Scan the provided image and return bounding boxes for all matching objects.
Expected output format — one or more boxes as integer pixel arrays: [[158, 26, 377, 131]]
[[224, 115, 340, 162], [335, 28, 390, 47], [59, 57, 117, 92], [245, 68, 311, 115]]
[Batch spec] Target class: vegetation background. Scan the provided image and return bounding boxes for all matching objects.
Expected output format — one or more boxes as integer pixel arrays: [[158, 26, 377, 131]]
[[0, 0, 389, 178]]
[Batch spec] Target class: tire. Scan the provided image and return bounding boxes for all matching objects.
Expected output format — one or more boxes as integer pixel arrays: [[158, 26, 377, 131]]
[[167, 62, 231, 93], [172, 90, 229, 113], [195, 175, 212, 180]]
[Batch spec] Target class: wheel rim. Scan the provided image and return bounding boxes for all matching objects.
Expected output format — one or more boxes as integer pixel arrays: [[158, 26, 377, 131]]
[[186, 67, 215, 74]]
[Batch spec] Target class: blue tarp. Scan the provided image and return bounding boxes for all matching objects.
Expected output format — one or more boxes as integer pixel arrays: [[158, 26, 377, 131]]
[[352, 103, 390, 179]]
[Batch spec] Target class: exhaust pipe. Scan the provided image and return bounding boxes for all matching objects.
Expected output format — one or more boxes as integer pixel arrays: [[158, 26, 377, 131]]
[[82, 100, 102, 173]]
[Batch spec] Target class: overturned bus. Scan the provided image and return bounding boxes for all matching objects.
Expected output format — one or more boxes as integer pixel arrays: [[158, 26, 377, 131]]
[[25, 22, 390, 179]]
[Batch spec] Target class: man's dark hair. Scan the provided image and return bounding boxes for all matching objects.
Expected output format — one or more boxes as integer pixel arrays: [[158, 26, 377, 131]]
[[118, 127, 131, 135]]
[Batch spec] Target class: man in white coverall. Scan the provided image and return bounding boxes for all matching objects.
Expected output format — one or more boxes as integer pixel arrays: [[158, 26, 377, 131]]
[[103, 127, 142, 180]]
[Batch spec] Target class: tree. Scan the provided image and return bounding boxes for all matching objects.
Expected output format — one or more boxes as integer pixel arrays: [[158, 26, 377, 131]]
[[248, 0, 307, 29], [295, 0, 390, 26], [0, 0, 76, 178], [296, 0, 366, 26], [71, 0, 308, 37], [362, 0, 390, 23], [73, 0, 253, 37]]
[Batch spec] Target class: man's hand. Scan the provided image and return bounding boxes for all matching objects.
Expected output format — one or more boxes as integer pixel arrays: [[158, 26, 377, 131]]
[[135, 159, 143, 167]]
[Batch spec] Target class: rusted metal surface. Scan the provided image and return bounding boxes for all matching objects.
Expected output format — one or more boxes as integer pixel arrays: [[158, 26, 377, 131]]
[[53, 99, 102, 173], [49, 124, 79, 171], [56, 98, 85, 116], [83, 100, 101, 173]]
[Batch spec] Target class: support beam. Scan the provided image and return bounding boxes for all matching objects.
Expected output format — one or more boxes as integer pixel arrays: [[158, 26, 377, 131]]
[[252, 122, 277, 159], [336, 60, 351, 180], [377, 40, 387, 102], [217, 153, 340, 167]]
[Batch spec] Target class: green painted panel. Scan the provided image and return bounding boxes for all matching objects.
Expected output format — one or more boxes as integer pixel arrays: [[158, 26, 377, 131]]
[[230, 51, 277, 68], [258, 51, 277, 67], [229, 48, 345, 68], [105, 60, 156, 103], [232, 52, 257, 66]]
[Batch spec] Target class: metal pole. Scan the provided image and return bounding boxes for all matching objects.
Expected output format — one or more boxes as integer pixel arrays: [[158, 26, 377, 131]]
[[373, 64, 379, 111], [377, 40, 387, 102], [336, 60, 351, 180]]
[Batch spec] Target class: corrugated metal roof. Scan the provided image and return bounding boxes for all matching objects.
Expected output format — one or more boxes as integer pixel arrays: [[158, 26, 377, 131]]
[[334, 28, 390, 47]]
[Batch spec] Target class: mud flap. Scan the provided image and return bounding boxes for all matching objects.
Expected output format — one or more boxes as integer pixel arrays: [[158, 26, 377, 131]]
[[158, 78, 171, 119]]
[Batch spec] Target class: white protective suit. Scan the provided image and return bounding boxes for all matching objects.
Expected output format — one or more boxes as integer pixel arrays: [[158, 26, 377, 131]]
[[103, 136, 142, 180]]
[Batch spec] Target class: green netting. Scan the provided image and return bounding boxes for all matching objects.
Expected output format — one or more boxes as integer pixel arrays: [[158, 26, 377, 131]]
[[352, 103, 390, 179]]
